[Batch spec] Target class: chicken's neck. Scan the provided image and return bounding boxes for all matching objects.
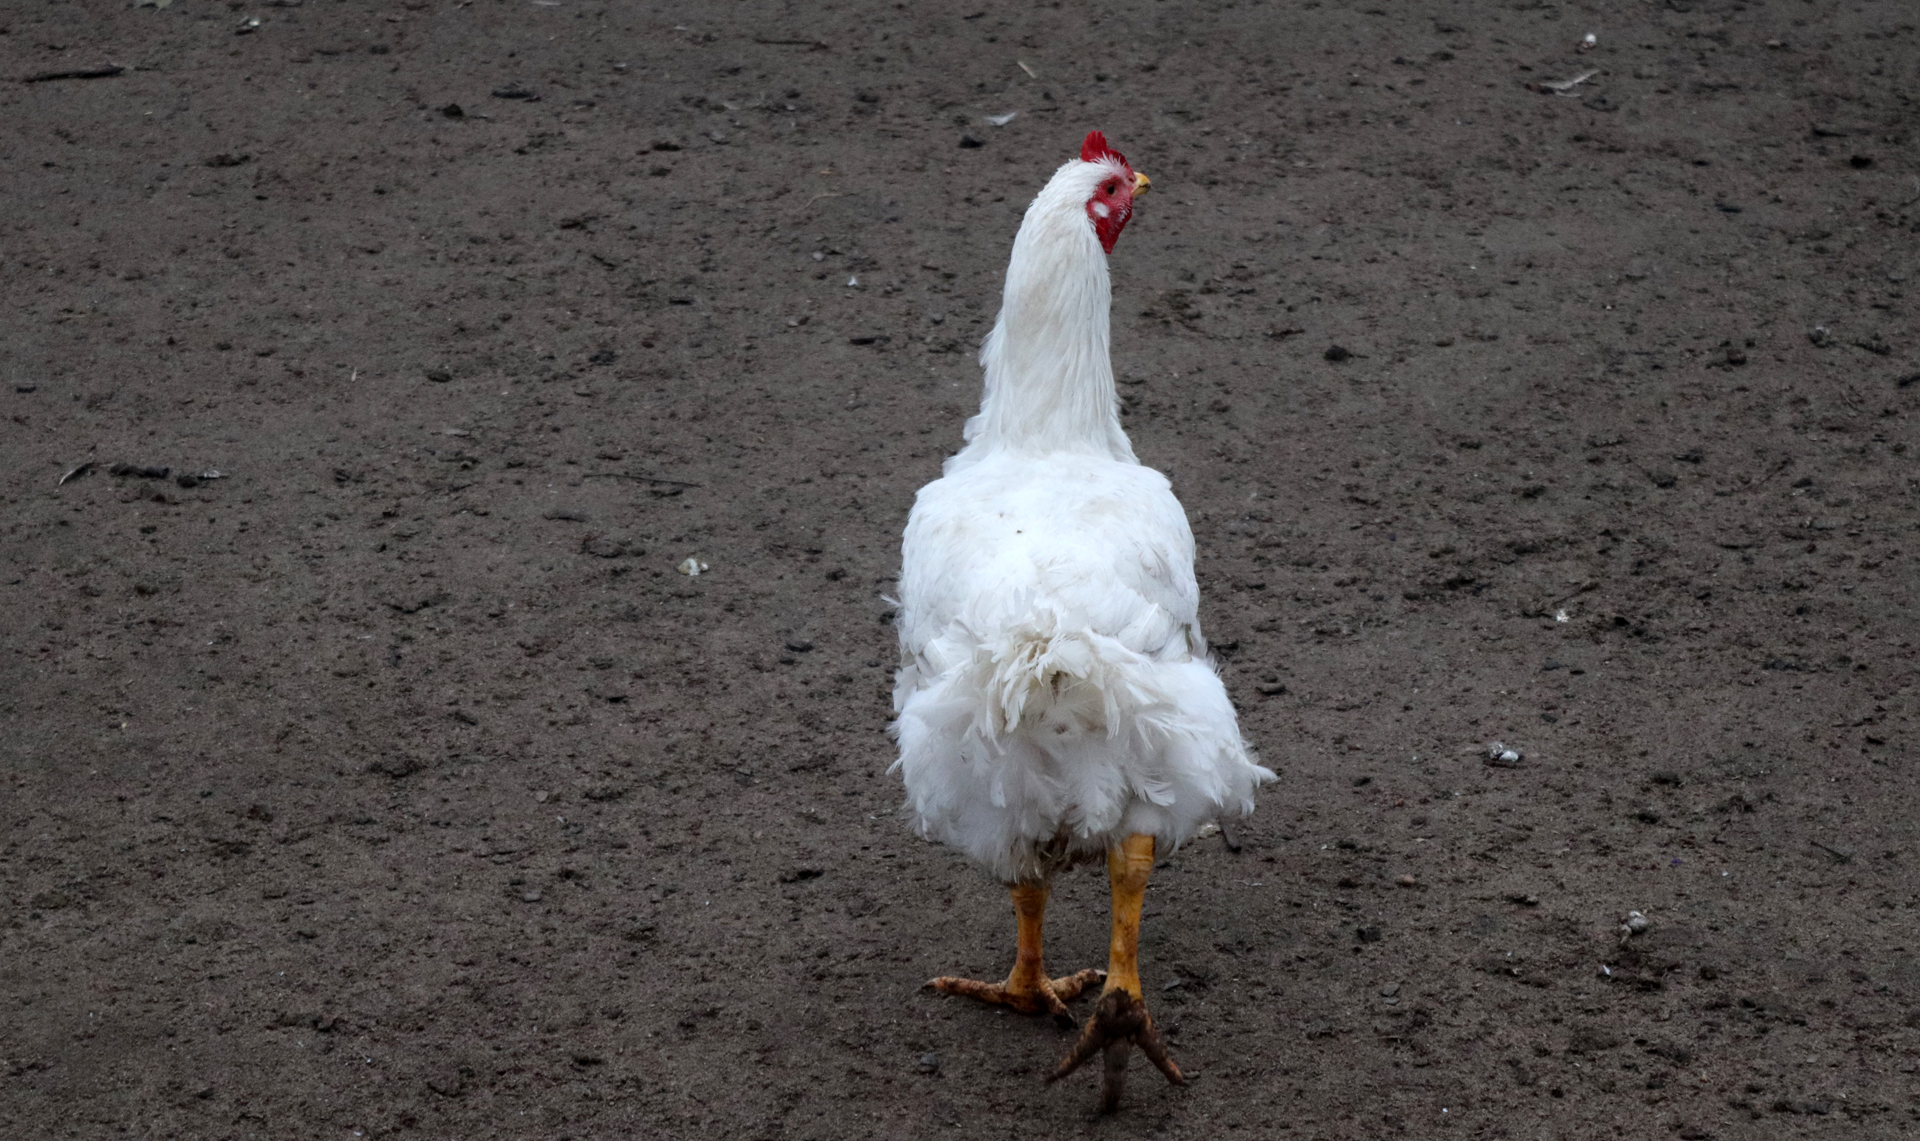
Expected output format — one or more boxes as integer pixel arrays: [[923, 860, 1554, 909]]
[[955, 194, 1136, 468]]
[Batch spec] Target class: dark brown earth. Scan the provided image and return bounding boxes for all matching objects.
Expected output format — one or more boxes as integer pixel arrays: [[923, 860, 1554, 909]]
[[4, 1, 1918, 1137]]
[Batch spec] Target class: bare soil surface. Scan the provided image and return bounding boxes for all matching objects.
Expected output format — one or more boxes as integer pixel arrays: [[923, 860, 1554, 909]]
[[4, 1, 1918, 1137]]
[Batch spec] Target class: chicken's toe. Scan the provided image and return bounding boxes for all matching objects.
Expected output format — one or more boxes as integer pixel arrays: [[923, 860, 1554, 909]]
[[1047, 989, 1185, 1113], [928, 968, 1102, 1026], [1049, 968, 1106, 1003]]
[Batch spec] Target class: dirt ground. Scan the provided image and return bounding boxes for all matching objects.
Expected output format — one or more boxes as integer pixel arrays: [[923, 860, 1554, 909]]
[[3, 0, 1918, 1137]]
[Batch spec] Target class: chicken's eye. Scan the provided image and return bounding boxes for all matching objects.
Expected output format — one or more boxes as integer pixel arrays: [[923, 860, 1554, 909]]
[[1104, 181, 1117, 194]]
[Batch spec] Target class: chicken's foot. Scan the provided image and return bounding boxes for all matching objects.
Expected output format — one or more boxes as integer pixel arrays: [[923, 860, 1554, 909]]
[[1047, 834, 1186, 1112], [928, 882, 1103, 1028]]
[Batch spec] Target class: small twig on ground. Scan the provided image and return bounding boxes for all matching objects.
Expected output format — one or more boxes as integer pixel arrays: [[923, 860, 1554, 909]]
[[1556, 580, 1598, 604], [58, 461, 95, 486], [109, 463, 172, 479], [754, 36, 829, 49], [585, 472, 702, 489], [24, 65, 124, 83], [1810, 840, 1853, 865], [1526, 69, 1597, 95]]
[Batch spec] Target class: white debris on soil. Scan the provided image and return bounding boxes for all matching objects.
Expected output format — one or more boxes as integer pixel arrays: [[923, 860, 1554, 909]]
[[1542, 69, 1598, 94], [1486, 742, 1524, 767], [985, 111, 1018, 127], [1618, 909, 1650, 946], [677, 557, 709, 577]]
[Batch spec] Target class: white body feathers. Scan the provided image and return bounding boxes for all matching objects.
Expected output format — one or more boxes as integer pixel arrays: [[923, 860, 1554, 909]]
[[891, 155, 1274, 884]]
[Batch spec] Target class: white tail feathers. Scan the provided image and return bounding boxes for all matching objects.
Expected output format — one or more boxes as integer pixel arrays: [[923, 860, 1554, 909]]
[[964, 610, 1158, 741], [891, 603, 1273, 883]]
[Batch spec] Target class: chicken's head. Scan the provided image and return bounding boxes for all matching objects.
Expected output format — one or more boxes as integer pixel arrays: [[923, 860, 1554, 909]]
[[1079, 130, 1150, 254]]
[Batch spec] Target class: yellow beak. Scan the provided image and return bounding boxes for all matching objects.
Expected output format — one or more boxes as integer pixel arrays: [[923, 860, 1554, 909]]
[[1133, 171, 1151, 197]]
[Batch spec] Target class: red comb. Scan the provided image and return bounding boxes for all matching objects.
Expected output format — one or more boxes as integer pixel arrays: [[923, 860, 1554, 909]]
[[1080, 130, 1128, 167]]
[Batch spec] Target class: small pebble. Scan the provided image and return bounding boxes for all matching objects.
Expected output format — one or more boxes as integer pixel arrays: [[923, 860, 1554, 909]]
[[1486, 742, 1524, 767], [915, 1052, 940, 1073], [521, 889, 543, 903], [1396, 874, 1417, 888]]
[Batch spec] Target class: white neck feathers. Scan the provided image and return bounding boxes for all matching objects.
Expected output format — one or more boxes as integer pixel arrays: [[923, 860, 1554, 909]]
[[951, 160, 1136, 469]]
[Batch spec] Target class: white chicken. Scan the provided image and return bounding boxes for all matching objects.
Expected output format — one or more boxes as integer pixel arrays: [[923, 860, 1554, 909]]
[[891, 132, 1274, 1111]]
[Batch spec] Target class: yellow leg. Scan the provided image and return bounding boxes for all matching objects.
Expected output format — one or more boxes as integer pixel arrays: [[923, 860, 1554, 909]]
[[1049, 834, 1185, 1112], [929, 883, 1104, 1026], [1102, 834, 1156, 999]]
